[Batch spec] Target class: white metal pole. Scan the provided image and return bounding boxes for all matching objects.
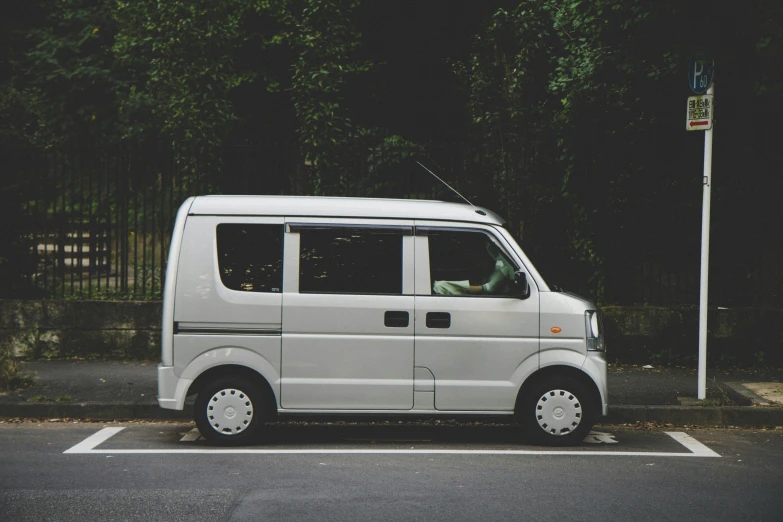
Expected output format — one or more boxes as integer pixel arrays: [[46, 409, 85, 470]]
[[697, 83, 714, 400]]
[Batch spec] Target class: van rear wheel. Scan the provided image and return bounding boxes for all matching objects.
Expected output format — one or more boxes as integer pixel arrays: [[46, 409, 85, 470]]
[[195, 376, 264, 445], [518, 375, 596, 447]]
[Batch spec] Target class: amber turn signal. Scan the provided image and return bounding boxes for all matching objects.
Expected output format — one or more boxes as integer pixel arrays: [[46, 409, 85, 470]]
[[550, 327, 561, 334]]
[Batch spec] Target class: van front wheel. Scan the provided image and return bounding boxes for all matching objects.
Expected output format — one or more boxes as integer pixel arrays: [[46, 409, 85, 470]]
[[195, 376, 264, 445], [518, 376, 596, 447]]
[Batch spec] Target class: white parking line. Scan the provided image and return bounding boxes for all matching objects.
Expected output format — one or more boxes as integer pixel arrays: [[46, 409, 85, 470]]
[[64, 428, 721, 457], [665, 431, 722, 457], [63, 427, 126, 454]]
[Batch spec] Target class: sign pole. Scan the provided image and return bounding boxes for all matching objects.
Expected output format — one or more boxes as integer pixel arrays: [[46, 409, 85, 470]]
[[697, 83, 714, 400]]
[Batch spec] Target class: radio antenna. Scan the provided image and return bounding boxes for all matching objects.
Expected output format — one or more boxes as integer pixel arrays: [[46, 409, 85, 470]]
[[416, 161, 486, 215]]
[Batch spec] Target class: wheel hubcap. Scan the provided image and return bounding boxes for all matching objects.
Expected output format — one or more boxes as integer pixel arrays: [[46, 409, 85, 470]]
[[535, 389, 582, 436], [206, 388, 253, 435]]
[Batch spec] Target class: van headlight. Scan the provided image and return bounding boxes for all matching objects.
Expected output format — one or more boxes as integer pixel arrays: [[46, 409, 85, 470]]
[[590, 312, 600, 337], [585, 310, 605, 352]]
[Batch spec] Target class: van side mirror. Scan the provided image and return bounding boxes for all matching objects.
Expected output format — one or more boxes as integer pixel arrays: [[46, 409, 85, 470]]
[[515, 271, 531, 299]]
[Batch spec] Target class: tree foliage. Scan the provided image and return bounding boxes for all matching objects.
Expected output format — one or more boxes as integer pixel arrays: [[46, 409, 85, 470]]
[[1, 0, 782, 304], [112, 0, 256, 148], [450, 0, 783, 300], [2, 0, 117, 146]]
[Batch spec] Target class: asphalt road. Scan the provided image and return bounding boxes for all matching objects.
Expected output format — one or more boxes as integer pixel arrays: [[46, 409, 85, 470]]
[[1, 421, 782, 521]]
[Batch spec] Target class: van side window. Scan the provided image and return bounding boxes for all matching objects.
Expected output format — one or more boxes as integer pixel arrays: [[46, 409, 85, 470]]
[[216, 224, 283, 292], [299, 228, 403, 295], [427, 230, 517, 297]]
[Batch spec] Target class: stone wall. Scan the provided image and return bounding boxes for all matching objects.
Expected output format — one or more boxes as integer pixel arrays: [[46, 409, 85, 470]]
[[601, 306, 783, 366], [1, 300, 781, 365], [0, 300, 160, 360]]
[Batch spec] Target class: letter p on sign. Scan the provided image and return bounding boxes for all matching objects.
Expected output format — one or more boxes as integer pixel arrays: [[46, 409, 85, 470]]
[[688, 55, 713, 95]]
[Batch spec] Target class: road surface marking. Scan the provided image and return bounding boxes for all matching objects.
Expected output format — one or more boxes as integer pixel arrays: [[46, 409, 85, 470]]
[[180, 429, 201, 442], [65, 428, 720, 457], [584, 431, 619, 444], [63, 427, 125, 454], [666, 431, 721, 457]]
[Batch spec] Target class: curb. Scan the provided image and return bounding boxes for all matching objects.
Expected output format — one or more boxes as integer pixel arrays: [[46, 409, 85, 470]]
[[723, 382, 773, 406], [605, 405, 783, 427], [0, 402, 190, 420], [1, 402, 782, 427]]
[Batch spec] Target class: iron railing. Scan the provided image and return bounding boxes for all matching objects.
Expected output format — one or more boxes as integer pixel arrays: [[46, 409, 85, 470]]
[[1, 140, 781, 306]]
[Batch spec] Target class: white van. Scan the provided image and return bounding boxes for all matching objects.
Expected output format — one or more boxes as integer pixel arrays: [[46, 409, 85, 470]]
[[158, 196, 607, 446]]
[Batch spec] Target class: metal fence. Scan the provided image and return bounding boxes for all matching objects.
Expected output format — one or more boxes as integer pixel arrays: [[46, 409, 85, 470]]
[[12, 143, 198, 299], [2, 140, 451, 300], [1, 140, 781, 305]]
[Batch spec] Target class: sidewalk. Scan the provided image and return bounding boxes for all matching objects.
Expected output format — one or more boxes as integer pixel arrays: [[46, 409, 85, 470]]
[[1, 360, 781, 427]]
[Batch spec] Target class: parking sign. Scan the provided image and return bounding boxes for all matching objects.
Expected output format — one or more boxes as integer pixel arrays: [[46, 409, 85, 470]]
[[688, 56, 714, 94]]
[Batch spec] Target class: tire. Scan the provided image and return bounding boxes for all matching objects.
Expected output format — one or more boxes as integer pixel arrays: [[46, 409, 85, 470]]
[[194, 376, 265, 446], [517, 375, 597, 447]]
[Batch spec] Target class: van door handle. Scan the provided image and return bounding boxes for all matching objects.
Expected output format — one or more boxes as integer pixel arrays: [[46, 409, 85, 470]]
[[426, 312, 451, 329], [384, 311, 410, 328]]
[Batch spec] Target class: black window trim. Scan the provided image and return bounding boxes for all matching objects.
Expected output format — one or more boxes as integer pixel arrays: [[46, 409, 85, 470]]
[[415, 225, 484, 236], [297, 291, 406, 297], [288, 223, 413, 235]]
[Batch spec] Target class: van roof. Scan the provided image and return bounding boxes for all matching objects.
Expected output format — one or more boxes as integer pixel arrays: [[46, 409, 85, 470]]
[[188, 195, 506, 226]]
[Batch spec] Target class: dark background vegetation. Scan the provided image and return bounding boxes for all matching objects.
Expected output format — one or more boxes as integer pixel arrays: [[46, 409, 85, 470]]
[[1, 0, 781, 306]]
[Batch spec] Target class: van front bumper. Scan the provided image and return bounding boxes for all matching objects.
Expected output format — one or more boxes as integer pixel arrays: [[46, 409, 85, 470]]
[[583, 352, 609, 417], [157, 364, 192, 411]]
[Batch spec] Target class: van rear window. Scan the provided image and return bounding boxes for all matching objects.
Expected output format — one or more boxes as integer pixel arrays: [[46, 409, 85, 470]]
[[216, 224, 283, 293], [299, 228, 403, 295]]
